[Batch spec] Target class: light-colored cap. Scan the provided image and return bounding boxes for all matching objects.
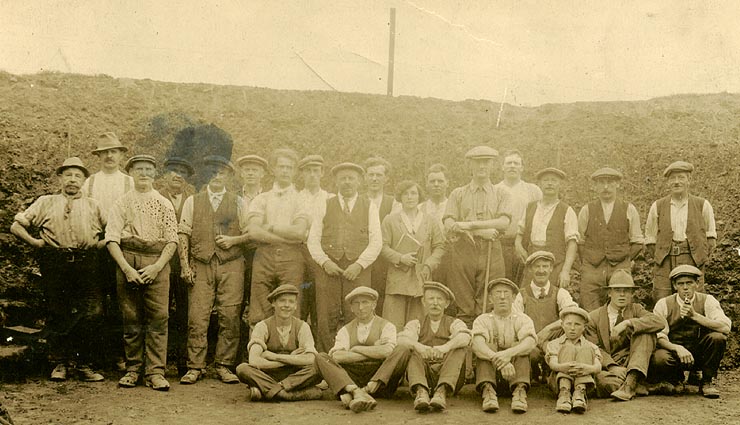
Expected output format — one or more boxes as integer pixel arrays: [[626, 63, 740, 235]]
[[298, 154, 325, 169], [669, 264, 703, 280], [525, 250, 556, 267], [465, 145, 499, 159], [92, 132, 128, 154], [267, 284, 300, 303], [235, 154, 268, 169], [559, 306, 590, 322], [422, 281, 456, 303], [590, 167, 623, 180], [607, 269, 636, 289], [535, 167, 567, 180], [345, 286, 379, 303], [663, 161, 694, 177], [331, 162, 364, 176], [56, 157, 89, 178], [124, 154, 157, 172], [486, 277, 519, 295]]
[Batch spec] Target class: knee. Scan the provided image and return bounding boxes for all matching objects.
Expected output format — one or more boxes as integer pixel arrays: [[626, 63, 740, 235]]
[[235, 362, 252, 380], [705, 332, 727, 345]]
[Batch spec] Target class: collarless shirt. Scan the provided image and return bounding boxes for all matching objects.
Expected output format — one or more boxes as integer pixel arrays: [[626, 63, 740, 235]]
[[653, 293, 731, 340], [207, 186, 226, 211], [106, 189, 178, 245], [644, 196, 716, 244], [577, 200, 645, 244], [518, 200, 579, 245], [494, 180, 542, 238], [298, 187, 335, 225], [444, 180, 512, 224], [247, 183, 308, 228], [329, 316, 397, 355], [81, 170, 134, 218]]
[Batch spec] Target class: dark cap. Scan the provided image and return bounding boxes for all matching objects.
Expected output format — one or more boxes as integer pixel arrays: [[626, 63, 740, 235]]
[[486, 277, 519, 295], [422, 281, 456, 303], [235, 154, 268, 169], [525, 250, 556, 267], [663, 161, 694, 177], [465, 146, 499, 159], [331, 162, 364, 176], [164, 157, 194, 176], [345, 286, 378, 303], [535, 167, 567, 180], [267, 284, 300, 303], [669, 264, 702, 281], [607, 269, 636, 289], [125, 154, 157, 172], [203, 155, 235, 173], [590, 167, 623, 181], [298, 154, 325, 169], [56, 157, 89, 178]]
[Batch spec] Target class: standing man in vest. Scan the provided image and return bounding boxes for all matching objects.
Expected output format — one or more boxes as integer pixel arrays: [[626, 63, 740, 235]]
[[83, 132, 134, 371], [651, 265, 731, 398], [494, 150, 542, 282], [578, 168, 644, 311], [645, 161, 716, 302], [307, 162, 382, 352], [246, 149, 309, 327], [443, 146, 511, 325], [178, 156, 247, 385], [106, 155, 178, 391], [159, 156, 196, 376], [314, 287, 402, 413], [515, 168, 578, 288]]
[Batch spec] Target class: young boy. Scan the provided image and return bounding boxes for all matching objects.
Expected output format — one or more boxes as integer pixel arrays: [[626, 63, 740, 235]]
[[545, 306, 601, 414]]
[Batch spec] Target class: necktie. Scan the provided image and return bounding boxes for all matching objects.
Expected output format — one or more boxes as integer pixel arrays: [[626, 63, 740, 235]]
[[615, 309, 624, 326], [342, 197, 351, 214], [539, 287, 546, 299]]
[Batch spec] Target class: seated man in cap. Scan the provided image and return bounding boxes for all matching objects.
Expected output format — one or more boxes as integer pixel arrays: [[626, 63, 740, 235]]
[[106, 154, 179, 391], [645, 160, 716, 301], [472, 278, 536, 414], [395, 281, 470, 412], [235, 284, 323, 401], [545, 306, 602, 414], [515, 167, 578, 288], [578, 167, 644, 311], [443, 146, 512, 325], [586, 269, 665, 401], [11, 157, 107, 382], [650, 265, 731, 398], [513, 251, 577, 381], [314, 287, 401, 413], [178, 156, 247, 384]]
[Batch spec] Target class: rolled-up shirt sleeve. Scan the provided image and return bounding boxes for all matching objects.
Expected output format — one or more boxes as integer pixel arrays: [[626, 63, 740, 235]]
[[577, 204, 590, 244], [703, 200, 717, 239], [178, 196, 195, 235], [515, 314, 538, 343], [105, 199, 125, 244], [307, 209, 329, 267], [627, 203, 645, 244], [472, 314, 491, 341], [705, 295, 731, 330], [652, 297, 671, 340], [564, 206, 579, 242], [247, 321, 269, 352], [449, 318, 470, 338], [356, 202, 382, 269], [297, 322, 318, 354], [380, 321, 398, 350], [328, 326, 350, 356], [644, 202, 659, 245]]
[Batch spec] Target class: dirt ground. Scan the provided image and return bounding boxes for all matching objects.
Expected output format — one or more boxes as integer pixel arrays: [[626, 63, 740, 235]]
[[1, 370, 738, 425]]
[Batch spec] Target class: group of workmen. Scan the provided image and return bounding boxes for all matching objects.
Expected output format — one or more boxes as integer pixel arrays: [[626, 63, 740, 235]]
[[10, 132, 732, 415]]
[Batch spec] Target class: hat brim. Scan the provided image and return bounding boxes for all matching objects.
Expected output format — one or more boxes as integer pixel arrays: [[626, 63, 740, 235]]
[[92, 146, 128, 154], [299, 161, 324, 169], [56, 165, 90, 178]]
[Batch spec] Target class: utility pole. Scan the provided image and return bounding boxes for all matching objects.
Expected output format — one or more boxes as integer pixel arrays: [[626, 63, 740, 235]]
[[387, 8, 396, 96]]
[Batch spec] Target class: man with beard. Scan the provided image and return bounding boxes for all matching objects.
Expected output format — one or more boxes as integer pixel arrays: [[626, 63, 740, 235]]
[[106, 155, 178, 391], [494, 150, 542, 282], [645, 161, 716, 301], [11, 157, 107, 382]]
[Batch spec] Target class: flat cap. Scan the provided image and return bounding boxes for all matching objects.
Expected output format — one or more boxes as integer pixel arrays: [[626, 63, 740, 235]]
[[590, 167, 623, 180], [298, 154, 325, 169], [559, 305, 590, 322], [607, 269, 636, 289], [465, 146, 499, 159], [202, 155, 235, 173], [164, 157, 194, 176], [125, 154, 157, 172], [669, 264, 703, 281], [56, 157, 89, 178], [331, 162, 364, 176], [663, 161, 694, 177], [92, 132, 128, 154], [235, 154, 268, 169], [525, 250, 556, 267], [422, 281, 456, 303], [535, 167, 567, 180], [345, 286, 378, 303], [486, 277, 519, 295], [267, 284, 300, 303]]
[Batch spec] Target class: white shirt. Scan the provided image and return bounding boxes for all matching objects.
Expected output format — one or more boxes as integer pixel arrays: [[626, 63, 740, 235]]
[[512, 281, 576, 314], [367, 193, 401, 214], [517, 200, 578, 245], [81, 170, 134, 219], [644, 197, 716, 244], [653, 293, 731, 340], [298, 187, 335, 226], [420, 198, 448, 231], [578, 200, 645, 244], [329, 316, 397, 355], [495, 180, 542, 239]]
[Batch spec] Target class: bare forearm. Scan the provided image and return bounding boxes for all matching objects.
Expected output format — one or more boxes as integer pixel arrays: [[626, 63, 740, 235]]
[[156, 242, 177, 268], [107, 242, 131, 271], [462, 217, 510, 231], [178, 234, 190, 264], [10, 222, 41, 246], [439, 333, 470, 352], [691, 314, 730, 335], [472, 337, 496, 360], [562, 240, 577, 270], [272, 353, 315, 366], [352, 345, 392, 359], [501, 337, 536, 359], [332, 351, 371, 364]]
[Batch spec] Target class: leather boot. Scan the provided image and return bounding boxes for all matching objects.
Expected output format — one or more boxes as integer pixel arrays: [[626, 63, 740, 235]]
[[481, 383, 499, 413], [413, 386, 430, 411], [611, 370, 640, 401], [430, 385, 447, 411]]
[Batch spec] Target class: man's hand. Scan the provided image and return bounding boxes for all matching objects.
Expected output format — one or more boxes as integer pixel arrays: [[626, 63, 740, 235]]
[[417, 345, 435, 360], [180, 264, 195, 286], [342, 263, 363, 281], [500, 362, 516, 381], [568, 362, 594, 377], [322, 260, 344, 277], [138, 263, 163, 285], [31, 238, 46, 249], [610, 320, 630, 340], [674, 344, 694, 367], [399, 253, 417, 268], [515, 244, 528, 264], [419, 265, 432, 281], [446, 221, 462, 234], [215, 235, 239, 250], [558, 268, 571, 288], [124, 266, 145, 285], [679, 302, 696, 320], [95, 239, 107, 250], [490, 351, 512, 369]]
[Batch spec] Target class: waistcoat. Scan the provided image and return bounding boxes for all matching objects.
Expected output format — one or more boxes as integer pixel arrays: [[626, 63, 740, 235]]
[[190, 191, 243, 263], [522, 285, 559, 333], [665, 293, 707, 346], [522, 200, 568, 263], [418, 315, 455, 347], [321, 195, 370, 262], [654, 195, 707, 265], [583, 199, 630, 266]]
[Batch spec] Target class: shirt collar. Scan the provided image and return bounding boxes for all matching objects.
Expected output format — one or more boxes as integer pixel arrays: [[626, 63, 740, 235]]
[[207, 186, 226, 198], [469, 180, 492, 192], [670, 196, 688, 207], [271, 183, 295, 196], [607, 303, 624, 315], [530, 281, 551, 295], [62, 191, 84, 200], [340, 192, 359, 204]]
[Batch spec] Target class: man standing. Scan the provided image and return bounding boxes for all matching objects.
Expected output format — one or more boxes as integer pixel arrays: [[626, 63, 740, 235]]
[[443, 146, 511, 325], [246, 149, 309, 327], [236, 154, 267, 206], [178, 156, 247, 385], [515, 168, 578, 288], [651, 265, 731, 398], [494, 150, 542, 282], [314, 287, 402, 413], [11, 157, 107, 382], [645, 161, 716, 301], [587, 270, 664, 401], [578, 168, 644, 311], [106, 155, 178, 391], [472, 278, 536, 414], [419, 163, 449, 230], [235, 284, 323, 401], [307, 162, 382, 352]]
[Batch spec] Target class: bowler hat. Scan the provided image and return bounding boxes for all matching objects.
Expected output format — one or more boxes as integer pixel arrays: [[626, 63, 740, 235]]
[[345, 286, 378, 303], [236, 154, 268, 169], [663, 161, 694, 177], [331, 162, 364, 176], [56, 157, 89, 178], [267, 284, 300, 303], [486, 277, 519, 295], [590, 167, 623, 180], [202, 155, 235, 173], [465, 146, 499, 159], [607, 269, 636, 289], [525, 250, 556, 267], [298, 154, 325, 170], [91, 132, 128, 154], [535, 167, 567, 180], [669, 264, 702, 281], [164, 157, 194, 176], [422, 281, 456, 303], [125, 154, 157, 172]]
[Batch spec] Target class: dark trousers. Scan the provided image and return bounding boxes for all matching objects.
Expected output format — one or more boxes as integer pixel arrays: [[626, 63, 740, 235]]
[[237, 247, 256, 364], [475, 354, 531, 392], [235, 363, 322, 400], [300, 246, 318, 330], [595, 332, 656, 396], [99, 252, 125, 362], [500, 238, 523, 283], [370, 258, 389, 314], [650, 332, 727, 382], [315, 352, 406, 397], [407, 347, 466, 394], [38, 249, 103, 365], [168, 266, 188, 372]]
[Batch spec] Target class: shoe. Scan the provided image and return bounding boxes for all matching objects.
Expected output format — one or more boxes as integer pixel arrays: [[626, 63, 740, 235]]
[[118, 371, 140, 388], [277, 387, 324, 401], [145, 374, 170, 391], [348, 388, 376, 413], [611, 371, 639, 401], [413, 387, 430, 412], [555, 388, 572, 413], [246, 386, 262, 402], [179, 369, 202, 385], [648, 381, 676, 395], [50, 364, 67, 382], [481, 383, 499, 413], [76, 365, 104, 382], [115, 358, 127, 372], [339, 393, 352, 409], [215, 365, 240, 384], [511, 384, 528, 413], [700, 378, 720, 399], [317, 380, 329, 390], [571, 384, 587, 414], [430, 385, 447, 411]]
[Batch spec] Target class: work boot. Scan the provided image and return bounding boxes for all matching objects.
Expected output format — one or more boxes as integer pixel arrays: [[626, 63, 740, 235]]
[[413, 386, 430, 412], [215, 365, 240, 384], [430, 385, 447, 411], [246, 386, 262, 402], [349, 387, 376, 413], [555, 388, 572, 413], [700, 377, 720, 399], [571, 384, 587, 414], [179, 369, 202, 385], [76, 365, 104, 382], [50, 363, 67, 382], [145, 374, 170, 391], [510, 384, 528, 413], [118, 371, 140, 388], [611, 370, 640, 401], [481, 383, 499, 413]]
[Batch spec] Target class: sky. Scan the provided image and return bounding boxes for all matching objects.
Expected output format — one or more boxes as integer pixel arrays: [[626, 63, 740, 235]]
[[1, 0, 739, 106]]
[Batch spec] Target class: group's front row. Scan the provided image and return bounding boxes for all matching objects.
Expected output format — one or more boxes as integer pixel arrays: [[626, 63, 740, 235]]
[[234, 261, 730, 415]]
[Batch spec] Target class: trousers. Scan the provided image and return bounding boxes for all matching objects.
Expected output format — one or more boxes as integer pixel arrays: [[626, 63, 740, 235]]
[[407, 346, 466, 394], [650, 332, 727, 382], [475, 354, 531, 392], [247, 244, 304, 326], [547, 342, 596, 392], [315, 352, 406, 397], [235, 363, 322, 400], [579, 258, 631, 311]]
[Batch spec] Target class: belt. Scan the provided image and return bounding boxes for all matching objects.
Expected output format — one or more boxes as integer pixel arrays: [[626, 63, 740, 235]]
[[670, 241, 691, 256], [45, 247, 96, 262]]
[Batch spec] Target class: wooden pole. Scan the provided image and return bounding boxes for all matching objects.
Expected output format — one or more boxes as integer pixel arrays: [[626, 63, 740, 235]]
[[387, 8, 396, 96]]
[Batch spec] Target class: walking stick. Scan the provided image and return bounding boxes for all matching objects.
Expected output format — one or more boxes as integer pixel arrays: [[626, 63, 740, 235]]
[[481, 239, 493, 314]]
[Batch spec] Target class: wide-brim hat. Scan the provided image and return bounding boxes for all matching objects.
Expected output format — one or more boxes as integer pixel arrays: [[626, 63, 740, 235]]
[[422, 281, 456, 303], [125, 154, 157, 172], [559, 306, 590, 322], [525, 250, 556, 267], [465, 145, 499, 159], [590, 167, 623, 181], [669, 264, 703, 281], [345, 286, 378, 303], [535, 167, 567, 180], [607, 269, 636, 289], [298, 154, 325, 169], [202, 155, 235, 173], [267, 284, 300, 303], [91, 132, 128, 154], [164, 157, 194, 176], [235, 154, 268, 169], [331, 162, 364, 176], [663, 161, 694, 177], [486, 277, 519, 295], [56, 157, 89, 178]]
